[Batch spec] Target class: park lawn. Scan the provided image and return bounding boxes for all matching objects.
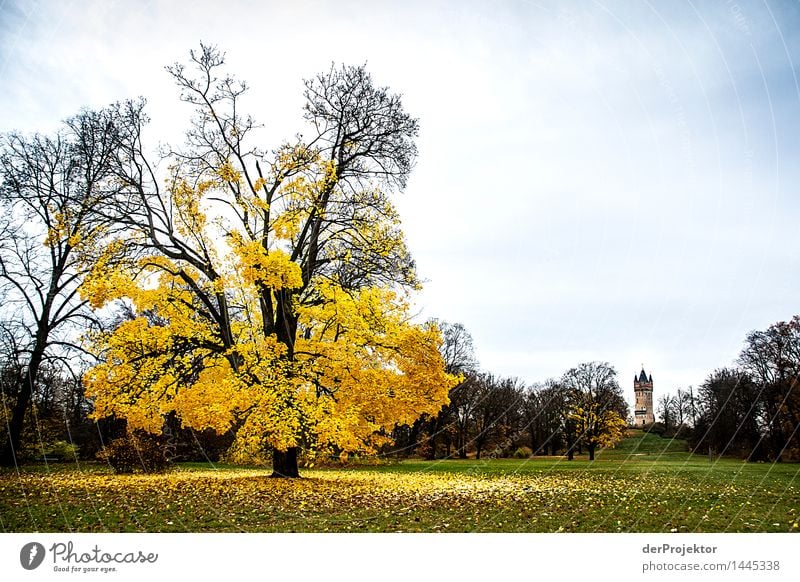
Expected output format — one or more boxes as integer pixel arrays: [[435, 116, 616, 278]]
[[2, 440, 799, 533]]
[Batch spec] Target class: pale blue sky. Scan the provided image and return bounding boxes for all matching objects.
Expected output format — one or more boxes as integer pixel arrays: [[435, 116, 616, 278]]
[[1, 0, 799, 407]]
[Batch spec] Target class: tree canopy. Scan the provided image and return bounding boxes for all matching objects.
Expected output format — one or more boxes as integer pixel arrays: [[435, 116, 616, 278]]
[[80, 45, 458, 475]]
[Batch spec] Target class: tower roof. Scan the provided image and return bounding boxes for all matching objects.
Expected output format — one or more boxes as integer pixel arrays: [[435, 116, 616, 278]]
[[638, 368, 650, 383]]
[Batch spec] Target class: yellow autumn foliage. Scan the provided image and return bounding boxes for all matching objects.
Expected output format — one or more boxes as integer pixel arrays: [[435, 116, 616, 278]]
[[568, 405, 627, 450], [81, 154, 457, 461], [230, 237, 302, 289]]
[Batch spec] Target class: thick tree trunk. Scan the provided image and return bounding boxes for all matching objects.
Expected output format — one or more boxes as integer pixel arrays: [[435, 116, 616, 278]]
[[271, 447, 300, 478], [588, 445, 596, 461], [408, 420, 421, 456], [274, 292, 298, 360], [0, 390, 29, 467], [0, 350, 45, 467], [269, 290, 301, 478]]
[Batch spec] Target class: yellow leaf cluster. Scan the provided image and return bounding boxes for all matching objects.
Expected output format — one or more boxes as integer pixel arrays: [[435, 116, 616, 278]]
[[79, 240, 134, 309], [252, 177, 267, 191], [216, 159, 242, 184], [170, 179, 209, 235], [230, 236, 302, 289]]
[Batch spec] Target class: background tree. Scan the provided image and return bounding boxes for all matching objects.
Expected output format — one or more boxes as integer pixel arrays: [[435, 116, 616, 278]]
[[686, 316, 800, 461], [657, 393, 678, 433], [522, 379, 567, 456], [447, 373, 481, 458], [417, 320, 477, 459], [0, 108, 129, 466], [738, 317, 800, 460], [673, 387, 696, 429], [689, 367, 764, 460], [561, 362, 629, 460], [83, 45, 456, 477], [437, 321, 479, 375], [471, 374, 524, 459]]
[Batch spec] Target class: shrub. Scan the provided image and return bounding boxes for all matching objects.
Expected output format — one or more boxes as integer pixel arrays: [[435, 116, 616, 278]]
[[513, 446, 533, 459], [46, 441, 79, 461], [97, 431, 171, 474]]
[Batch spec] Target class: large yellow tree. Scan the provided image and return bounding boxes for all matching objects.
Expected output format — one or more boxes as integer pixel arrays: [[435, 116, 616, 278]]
[[82, 45, 457, 476]]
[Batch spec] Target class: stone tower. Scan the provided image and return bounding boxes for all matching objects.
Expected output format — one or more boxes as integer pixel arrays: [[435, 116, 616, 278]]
[[633, 368, 654, 427]]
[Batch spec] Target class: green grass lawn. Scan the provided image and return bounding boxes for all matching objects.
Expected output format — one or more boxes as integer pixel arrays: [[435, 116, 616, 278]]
[[2, 431, 799, 533], [595, 428, 693, 458]]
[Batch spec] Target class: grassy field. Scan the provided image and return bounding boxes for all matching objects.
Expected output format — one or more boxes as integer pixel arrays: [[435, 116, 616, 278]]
[[2, 431, 799, 533]]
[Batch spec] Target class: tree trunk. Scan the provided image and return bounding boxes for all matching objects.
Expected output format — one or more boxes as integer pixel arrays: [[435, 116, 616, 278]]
[[564, 418, 577, 460], [274, 292, 298, 360], [457, 425, 468, 458], [268, 289, 302, 478], [458, 436, 467, 459], [588, 445, 596, 461], [0, 350, 45, 467], [425, 432, 437, 460], [408, 420, 421, 456], [271, 447, 300, 478]]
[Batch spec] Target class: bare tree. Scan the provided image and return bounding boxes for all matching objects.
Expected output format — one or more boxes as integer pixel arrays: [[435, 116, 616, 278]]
[[0, 106, 130, 466], [668, 387, 696, 430], [522, 379, 567, 455], [419, 320, 479, 458], [737, 317, 800, 460], [448, 373, 481, 458], [472, 374, 524, 460], [657, 393, 678, 432], [436, 321, 478, 375], [690, 368, 764, 460]]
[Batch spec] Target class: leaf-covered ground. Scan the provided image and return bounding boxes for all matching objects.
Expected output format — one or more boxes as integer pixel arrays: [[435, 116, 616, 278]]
[[2, 455, 798, 533]]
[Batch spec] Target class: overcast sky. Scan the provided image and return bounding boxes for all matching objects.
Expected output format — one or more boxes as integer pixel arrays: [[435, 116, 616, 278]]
[[2, 0, 799, 408]]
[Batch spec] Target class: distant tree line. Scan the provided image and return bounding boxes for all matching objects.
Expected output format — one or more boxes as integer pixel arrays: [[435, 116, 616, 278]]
[[4, 308, 799, 466], [410, 316, 800, 464], [391, 322, 629, 462]]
